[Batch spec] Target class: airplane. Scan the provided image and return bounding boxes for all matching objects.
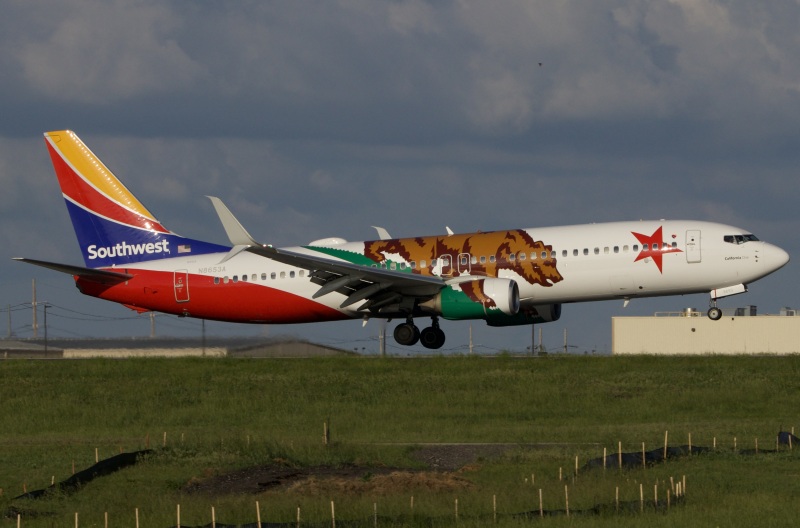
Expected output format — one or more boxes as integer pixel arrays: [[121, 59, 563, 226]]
[[14, 130, 790, 349]]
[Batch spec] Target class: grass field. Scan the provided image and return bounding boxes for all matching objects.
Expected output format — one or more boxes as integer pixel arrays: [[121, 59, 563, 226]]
[[0, 354, 798, 526]]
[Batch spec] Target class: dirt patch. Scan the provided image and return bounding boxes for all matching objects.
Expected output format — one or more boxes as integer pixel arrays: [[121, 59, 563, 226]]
[[183, 444, 505, 497]]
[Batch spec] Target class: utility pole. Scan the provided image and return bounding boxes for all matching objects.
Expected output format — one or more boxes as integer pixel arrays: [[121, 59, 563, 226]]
[[530, 324, 535, 356], [150, 312, 155, 338], [379, 325, 385, 357], [563, 328, 568, 355], [32, 279, 38, 338], [469, 324, 473, 355]]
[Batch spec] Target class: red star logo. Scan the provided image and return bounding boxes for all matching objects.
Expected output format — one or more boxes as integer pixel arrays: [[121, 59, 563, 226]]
[[631, 226, 683, 273]]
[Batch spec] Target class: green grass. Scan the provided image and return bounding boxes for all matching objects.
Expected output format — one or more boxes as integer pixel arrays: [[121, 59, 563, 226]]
[[0, 355, 799, 526]]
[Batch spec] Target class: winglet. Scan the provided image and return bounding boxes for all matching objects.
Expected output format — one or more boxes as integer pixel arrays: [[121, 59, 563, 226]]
[[207, 196, 260, 247]]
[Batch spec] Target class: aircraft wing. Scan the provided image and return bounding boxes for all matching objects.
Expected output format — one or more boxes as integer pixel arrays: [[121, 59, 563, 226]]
[[13, 258, 133, 284], [208, 197, 445, 311]]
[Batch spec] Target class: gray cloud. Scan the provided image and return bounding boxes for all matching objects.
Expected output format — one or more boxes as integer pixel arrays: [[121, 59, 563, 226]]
[[1, 0, 798, 351]]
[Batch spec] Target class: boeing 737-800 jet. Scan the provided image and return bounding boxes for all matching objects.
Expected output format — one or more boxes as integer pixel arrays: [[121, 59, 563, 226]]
[[14, 131, 790, 349]]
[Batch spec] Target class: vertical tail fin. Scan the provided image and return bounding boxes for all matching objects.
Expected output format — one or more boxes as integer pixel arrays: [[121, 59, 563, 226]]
[[44, 130, 227, 268]]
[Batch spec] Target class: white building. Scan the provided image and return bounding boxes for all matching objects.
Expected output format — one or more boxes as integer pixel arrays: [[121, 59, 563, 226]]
[[612, 307, 800, 355]]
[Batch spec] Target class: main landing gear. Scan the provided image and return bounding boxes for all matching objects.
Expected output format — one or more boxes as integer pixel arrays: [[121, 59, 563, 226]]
[[393, 316, 446, 349]]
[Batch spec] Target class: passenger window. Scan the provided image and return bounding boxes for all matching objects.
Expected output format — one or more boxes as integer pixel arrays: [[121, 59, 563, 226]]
[[400, 262, 406, 270], [518, 253, 526, 261], [594, 248, 599, 255], [390, 262, 397, 270], [280, 271, 286, 279], [471, 256, 477, 264], [290, 271, 295, 278], [604, 247, 609, 254], [270, 272, 276, 279], [643, 244, 649, 251], [241, 274, 248, 282], [583, 248, 589, 256], [633, 245, 639, 251], [623, 245, 629, 252], [299, 270, 305, 277], [214, 277, 220, 285], [562, 250, 567, 257], [509, 254, 516, 262], [671, 242, 678, 248], [251, 274, 257, 281], [261, 273, 267, 280], [489, 256, 496, 263], [421, 260, 427, 268], [614, 246, 619, 253], [460, 256, 468, 265], [480, 256, 486, 264], [573, 249, 578, 256], [223, 276, 229, 284], [410, 261, 417, 269], [233, 275, 239, 283]]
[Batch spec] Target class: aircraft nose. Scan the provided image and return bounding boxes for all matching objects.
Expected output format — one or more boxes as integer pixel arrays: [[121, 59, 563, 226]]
[[764, 243, 790, 272]]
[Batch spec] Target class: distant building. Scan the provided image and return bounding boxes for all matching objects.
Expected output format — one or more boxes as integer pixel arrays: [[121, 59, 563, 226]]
[[0, 337, 354, 359], [612, 307, 800, 355]]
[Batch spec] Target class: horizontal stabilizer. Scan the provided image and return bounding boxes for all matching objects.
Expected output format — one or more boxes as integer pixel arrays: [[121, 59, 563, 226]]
[[13, 258, 133, 284]]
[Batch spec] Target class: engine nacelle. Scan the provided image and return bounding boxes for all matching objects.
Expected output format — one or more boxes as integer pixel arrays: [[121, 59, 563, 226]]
[[420, 278, 520, 320], [486, 303, 562, 326]]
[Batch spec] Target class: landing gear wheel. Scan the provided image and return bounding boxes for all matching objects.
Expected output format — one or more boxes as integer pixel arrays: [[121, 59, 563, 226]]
[[420, 326, 446, 349], [707, 307, 722, 321], [394, 322, 420, 346]]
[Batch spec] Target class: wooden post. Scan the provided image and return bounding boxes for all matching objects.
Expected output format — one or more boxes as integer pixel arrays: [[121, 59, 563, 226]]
[[135, 508, 139, 528], [558, 467, 562, 481], [565, 485, 569, 517], [17, 514, 20, 528], [538, 488, 543, 518], [667, 489, 671, 509], [410, 495, 414, 512], [74, 512, 78, 528], [615, 486, 619, 513], [163, 431, 167, 448], [654, 483, 658, 507], [688, 433, 692, 454], [682, 475, 686, 496], [256, 501, 261, 527], [104, 512, 108, 528], [734, 437, 737, 452], [211, 506, 216, 528], [713, 436, 717, 450], [454, 498, 458, 521], [575, 455, 578, 477], [603, 447, 607, 470], [642, 442, 646, 470], [296, 506, 300, 528], [492, 494, 496, 524], [618, 441, 622, 469], [331, 500, 335, 528], [373, 502, 377, 528], [639, 483, 643, 513], [664, 430, 668, 459], [145, 433, 150, 449], [95, 448, 99, 463], [177, 504, 180, 528], [323, 419, 330, 445]]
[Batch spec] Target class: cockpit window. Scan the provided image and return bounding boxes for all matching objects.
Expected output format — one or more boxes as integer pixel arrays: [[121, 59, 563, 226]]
[[724, 234, 759, 245]]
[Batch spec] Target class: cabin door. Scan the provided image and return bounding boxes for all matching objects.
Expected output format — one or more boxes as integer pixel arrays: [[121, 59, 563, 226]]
[[686, 230, 701, 263], [174, 270, 190, 302]]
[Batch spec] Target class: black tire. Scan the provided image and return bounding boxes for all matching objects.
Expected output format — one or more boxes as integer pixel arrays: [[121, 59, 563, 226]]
[[420, 327, 446, 349], [394, 323, 420, 346], [707, 307, 722, 321]]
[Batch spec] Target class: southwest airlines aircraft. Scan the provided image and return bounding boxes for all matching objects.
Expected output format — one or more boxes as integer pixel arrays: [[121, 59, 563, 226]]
[[15, 131, 790, 349]]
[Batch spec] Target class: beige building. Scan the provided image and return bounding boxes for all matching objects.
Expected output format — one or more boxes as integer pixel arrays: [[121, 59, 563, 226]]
[[612, 308, 800, 355]]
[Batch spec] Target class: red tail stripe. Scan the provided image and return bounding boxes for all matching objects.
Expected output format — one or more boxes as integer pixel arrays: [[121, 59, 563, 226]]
[[46, 141, 169, 234]]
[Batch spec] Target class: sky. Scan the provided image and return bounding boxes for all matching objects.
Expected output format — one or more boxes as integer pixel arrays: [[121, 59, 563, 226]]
[[1, 0, 798, 355]]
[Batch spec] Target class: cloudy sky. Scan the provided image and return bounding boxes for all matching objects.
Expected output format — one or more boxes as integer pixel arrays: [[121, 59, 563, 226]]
[[1, 0, 797, 353]]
